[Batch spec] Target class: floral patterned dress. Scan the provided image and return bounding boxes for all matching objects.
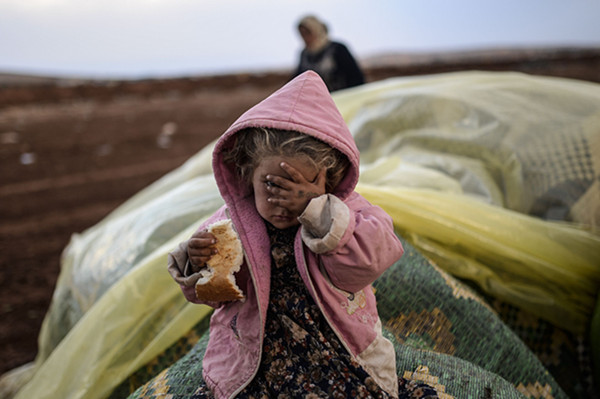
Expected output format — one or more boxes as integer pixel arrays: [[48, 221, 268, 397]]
[[193, 223, 438, 398]]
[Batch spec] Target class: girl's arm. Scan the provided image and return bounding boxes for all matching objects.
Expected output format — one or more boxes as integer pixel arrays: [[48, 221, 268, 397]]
[[167, 240, 204, 304], [167, 205, 230, 307], [298, 191, 403, 293]]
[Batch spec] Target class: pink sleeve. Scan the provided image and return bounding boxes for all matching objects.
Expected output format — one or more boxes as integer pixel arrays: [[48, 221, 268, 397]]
[[299, 192, 403, 293]]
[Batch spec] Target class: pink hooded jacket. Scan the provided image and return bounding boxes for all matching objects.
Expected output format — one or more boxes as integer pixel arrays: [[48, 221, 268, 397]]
[[168, 71, 404, 398]]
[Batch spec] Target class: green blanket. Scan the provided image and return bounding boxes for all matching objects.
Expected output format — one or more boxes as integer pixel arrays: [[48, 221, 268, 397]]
[[117, 237, 587, 398]]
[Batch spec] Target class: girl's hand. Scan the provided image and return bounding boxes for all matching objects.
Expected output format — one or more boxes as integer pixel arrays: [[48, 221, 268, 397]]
[[187, 230, 217, 272], [266, 162, 326, 216]]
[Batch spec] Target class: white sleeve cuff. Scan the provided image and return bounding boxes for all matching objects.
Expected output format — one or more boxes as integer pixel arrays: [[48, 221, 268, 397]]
[[167, 240, 204, 287], [298, 194, 350, 254]]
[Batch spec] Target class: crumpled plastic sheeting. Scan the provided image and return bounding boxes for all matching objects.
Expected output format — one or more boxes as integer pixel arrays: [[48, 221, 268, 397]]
[[356, 184, 599, 332], [36, 145, 220, 363], [335, 71, 600, 227], [12, 71, 600, 399], [332, 70, 600, 332], [21, 225, 212, 399]]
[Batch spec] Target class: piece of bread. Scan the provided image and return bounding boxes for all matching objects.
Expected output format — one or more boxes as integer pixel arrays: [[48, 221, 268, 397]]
[[195, 219, 245, 302]]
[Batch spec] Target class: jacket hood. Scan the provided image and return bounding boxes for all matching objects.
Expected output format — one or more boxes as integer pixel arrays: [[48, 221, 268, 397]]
[[212, 70, 360, 211]]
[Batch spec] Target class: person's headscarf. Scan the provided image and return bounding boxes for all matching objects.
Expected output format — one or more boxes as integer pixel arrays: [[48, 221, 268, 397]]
[[297, 15, 330, 52]]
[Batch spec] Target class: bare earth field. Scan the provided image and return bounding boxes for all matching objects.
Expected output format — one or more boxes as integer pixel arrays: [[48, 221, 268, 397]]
[[1, 47, 599, 377]]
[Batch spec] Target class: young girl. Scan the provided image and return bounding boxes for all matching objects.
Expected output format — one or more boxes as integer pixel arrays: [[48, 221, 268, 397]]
[[168, 71, 438, 398]]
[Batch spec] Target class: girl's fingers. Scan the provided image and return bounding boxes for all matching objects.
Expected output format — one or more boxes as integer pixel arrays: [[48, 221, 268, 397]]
[[189, 238, 216, 251], [267, 196, 285, 205], [314, 168, 327, 187], [266, 174, 293, 190], [267, 197, 297, 210], [194, 247, 217, 256], [267, 163, 320, 192], [190, 232, 216, 242], [278, 162, 304, 182]]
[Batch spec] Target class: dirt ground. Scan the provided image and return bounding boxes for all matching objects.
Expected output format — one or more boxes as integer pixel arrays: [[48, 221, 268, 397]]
[[1, 47, 599, 378], [0, 72, 289, 375]]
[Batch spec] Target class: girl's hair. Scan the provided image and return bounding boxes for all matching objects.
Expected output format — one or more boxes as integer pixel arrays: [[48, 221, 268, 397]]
[[224, 127, 349, 193]]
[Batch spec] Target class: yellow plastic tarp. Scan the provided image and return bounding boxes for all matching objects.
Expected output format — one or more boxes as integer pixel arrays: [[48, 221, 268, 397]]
[[356, 184, 599, 331], [17, 229, 211, 399]]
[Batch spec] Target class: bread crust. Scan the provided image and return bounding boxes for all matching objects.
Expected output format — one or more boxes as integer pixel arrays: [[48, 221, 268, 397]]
[[194, 219, 245, 302]]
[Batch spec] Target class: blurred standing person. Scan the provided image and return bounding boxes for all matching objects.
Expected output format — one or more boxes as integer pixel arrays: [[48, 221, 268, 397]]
[[293, 15, 365, 92]]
